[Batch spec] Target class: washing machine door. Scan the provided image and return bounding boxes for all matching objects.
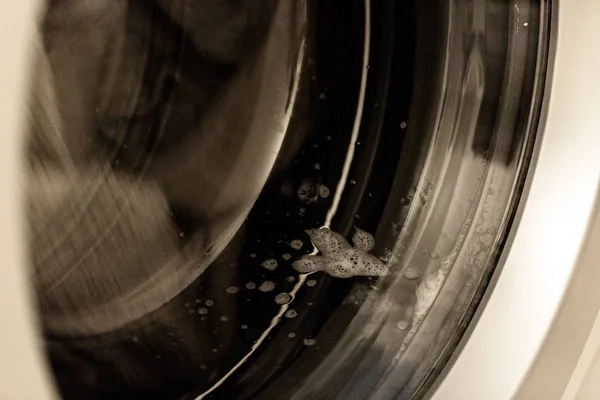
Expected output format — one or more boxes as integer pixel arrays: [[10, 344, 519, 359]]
[[2, 0, 600, 399]]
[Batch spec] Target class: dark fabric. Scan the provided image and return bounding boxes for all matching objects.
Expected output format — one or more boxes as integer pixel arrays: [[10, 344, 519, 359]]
[[27, 1, 276, 397]]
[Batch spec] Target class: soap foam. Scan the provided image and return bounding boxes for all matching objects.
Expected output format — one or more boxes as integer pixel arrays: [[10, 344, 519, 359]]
[[326, 260, 355, 278], [352, 227, 375, 252], [293, 228, 387, 278], [292, 255, 332, 274], [305, 228, 350, 254]]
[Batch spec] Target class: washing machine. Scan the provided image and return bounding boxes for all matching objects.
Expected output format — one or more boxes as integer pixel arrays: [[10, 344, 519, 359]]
[[1, 0, 600, 399]]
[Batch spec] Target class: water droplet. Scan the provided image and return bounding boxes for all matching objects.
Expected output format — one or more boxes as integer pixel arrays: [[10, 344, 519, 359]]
[[275, 293, 292, 305], [197, 307, 209, 315], [250, 253, 257, 258], [303, 338, 317, 346], [220, 316, 229, 322], [297, 179, 317, 203], [397, 320, 410, 330], [205, 299, 214, 307], [318, 185, 330, 198], [400, 121, 407, 129], [285, 309, 298, 319], [288, 332, 297, 338], [261, 258, 278, 271], [259, 281, 276, 292], [225, 286, 239, 294], [246, 281, 256, 290], [285, 276, 295, 283], [290, 239, 304, 250], [282, 253, 292, 260], [403, 266, 421, 280], [306, 279, 317, 287], [241, 324, 248, 330]]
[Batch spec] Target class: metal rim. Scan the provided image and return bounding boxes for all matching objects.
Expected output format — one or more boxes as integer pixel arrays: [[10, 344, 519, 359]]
[[431, 0, 600, 398]]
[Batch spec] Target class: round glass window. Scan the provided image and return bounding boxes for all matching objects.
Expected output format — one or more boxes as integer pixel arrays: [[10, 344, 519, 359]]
[[25, 0, 553, 399]]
